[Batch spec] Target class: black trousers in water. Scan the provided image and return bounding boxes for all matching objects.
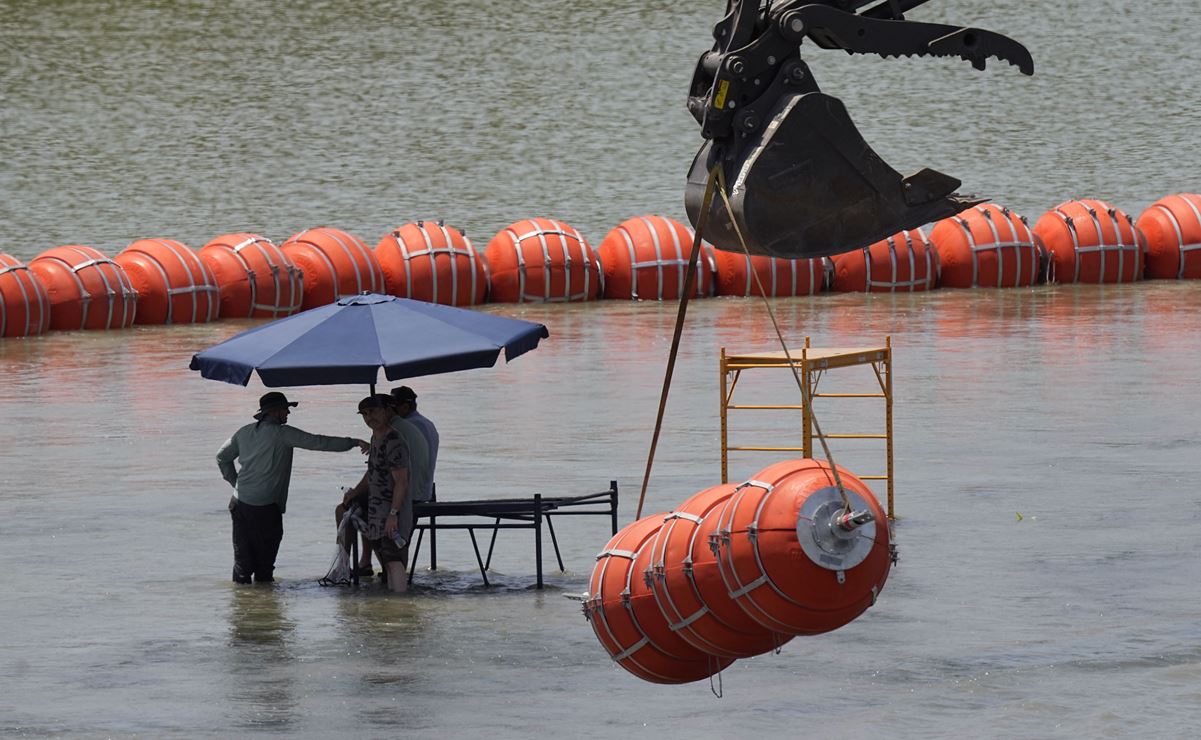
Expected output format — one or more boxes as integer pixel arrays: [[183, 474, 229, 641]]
[[229, 497, 283, 583]]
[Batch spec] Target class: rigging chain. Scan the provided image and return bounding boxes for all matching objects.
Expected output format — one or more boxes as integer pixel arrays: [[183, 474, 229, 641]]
[[634, 164, 850, 520]]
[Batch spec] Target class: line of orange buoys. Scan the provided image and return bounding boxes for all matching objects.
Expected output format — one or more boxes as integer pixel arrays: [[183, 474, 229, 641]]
[[2, 194, 1200, 339], [584, 459, 893, 684]]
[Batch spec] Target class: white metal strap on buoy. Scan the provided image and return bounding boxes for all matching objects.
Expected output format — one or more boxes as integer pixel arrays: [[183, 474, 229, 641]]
[[296, 231, 344, 302], [231, 236, 302, 316], [1151, 196, 1201, 279], [393, 223, 481, 305], [511, 221, 596, 303], [1, 260, 48, 337], [727, 573, 769, 599], [227, 237, 261, 316], [667, 604, 710, 631], [862, 229, 935, 290], [137, 240, 218, 323], [737, 249, 807, 297], [664, 511, 704, 525], [1053, 204, 1140, 283], [597, 548, 637, 560], [611, 635, 650, 662], [952, 206, 1037, 287], [324, 228, 375, 295]]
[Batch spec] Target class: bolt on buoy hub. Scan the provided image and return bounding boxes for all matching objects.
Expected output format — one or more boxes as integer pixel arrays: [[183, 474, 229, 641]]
[[796, 486, 878, 571]]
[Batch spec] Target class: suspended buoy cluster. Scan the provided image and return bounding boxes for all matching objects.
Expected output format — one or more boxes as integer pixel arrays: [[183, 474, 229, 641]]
[[2, 194, 1199, 339], [584, 459, 892, 684]]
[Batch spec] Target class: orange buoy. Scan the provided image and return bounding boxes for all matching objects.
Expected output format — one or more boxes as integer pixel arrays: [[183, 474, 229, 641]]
[[280, 227, 385, 310], [595, 216, 714, 300], [1032, 199, 1144, 284], [27, 245, 137, 331], [199, 233, 304, 318], [928, 204, 1043, 288], [584, 514, 731, 684], [374, 221, 488, 306], [647, 483, 790, 659], [114, 239, 219, 324], [710, 248, 823, 297], [0, 253, 51, 338], [828, 228, 939, 292], [1136, 193, 1201, 279], [483, 218, 601, 303], [712, 459, 892, 636]]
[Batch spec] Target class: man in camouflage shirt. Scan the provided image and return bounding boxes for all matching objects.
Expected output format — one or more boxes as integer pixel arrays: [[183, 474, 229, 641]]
[[341, 395, 412, 593]]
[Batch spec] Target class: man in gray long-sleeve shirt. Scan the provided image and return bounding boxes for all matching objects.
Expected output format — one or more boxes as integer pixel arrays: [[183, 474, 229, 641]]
[[217, 391, 368, 584]]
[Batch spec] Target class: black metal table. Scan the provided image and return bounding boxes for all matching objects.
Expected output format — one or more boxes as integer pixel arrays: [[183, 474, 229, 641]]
[[405, 481, 619, 589]]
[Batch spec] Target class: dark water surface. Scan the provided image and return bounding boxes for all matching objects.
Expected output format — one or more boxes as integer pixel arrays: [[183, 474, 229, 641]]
[[2, 1, 1200, 737]]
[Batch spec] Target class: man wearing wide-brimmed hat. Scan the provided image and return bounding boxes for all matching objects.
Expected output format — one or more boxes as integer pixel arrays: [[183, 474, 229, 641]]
[[217, 391, 369, 584]]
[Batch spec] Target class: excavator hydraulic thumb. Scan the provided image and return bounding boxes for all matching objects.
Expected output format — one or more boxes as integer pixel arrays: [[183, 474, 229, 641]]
[[685, 1, 1033, 260]]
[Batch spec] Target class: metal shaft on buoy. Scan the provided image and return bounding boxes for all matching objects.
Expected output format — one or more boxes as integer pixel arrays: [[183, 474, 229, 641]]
[[834, 510, 874, 532]]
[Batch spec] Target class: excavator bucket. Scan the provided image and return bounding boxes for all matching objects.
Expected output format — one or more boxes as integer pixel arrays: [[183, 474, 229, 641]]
[[683, 0, 1032, 261], [685, 91, 980, 260]]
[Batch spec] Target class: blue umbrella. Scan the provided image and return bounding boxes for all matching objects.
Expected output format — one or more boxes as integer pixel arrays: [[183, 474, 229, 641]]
[[189, 293, 549, 387]]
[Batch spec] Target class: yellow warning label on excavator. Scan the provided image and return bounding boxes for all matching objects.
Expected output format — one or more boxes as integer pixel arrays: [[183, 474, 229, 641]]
[[714, 80, 729, 110]]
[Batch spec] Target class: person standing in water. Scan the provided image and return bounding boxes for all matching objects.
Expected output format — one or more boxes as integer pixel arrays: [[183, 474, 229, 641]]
[[341, 395, 412, 593], [217, 391, 368, 584]]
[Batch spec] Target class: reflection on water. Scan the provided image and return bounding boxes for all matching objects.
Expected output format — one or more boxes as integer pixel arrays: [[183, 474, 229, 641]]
[[226, 586, 297, 730]]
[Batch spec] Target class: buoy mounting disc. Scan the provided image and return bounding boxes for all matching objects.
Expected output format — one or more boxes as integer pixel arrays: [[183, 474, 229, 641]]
[[796, 486, 878, 571]]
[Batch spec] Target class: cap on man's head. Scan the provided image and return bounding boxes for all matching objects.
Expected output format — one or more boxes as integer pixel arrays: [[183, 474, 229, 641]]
[[255, 391, 298, 419], [391, 386, 417, 403], [357, 395, 388, 414]]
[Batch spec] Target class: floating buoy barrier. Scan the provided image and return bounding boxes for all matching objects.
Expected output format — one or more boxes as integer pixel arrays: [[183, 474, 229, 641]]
[[484, 218, 601, 303], [647, 483, 792, 658], [281, 227, 384, 310], [375, 221, 488, 306], [200, 233, 304, 319], [584, 513, 733, 684], [1136, 193, 1201, 280], [28, 245, 137, 331], [711, 459, 891, 635], [710, 248, 823, 297], [828, 228, 939, 292], [114, 239, 219, 325], [595, 216, 714, 300], [1033, 199, 1144, 284], [0, 253, 50, 338], [929, 204, 1043, 288], [586, 458, 892, 684]]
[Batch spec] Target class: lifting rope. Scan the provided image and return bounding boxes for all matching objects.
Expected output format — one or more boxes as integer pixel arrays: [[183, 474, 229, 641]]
[[634, 166, 850, 521]]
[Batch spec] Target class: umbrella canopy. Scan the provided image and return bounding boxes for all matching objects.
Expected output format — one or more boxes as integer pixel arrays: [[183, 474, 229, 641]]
[[189, 293, 549, 387]]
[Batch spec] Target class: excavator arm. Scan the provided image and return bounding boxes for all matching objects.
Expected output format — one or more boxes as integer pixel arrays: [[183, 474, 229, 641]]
[[684, 0, 1033, 259]]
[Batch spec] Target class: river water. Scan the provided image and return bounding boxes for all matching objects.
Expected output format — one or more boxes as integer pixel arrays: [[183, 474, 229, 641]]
[[2, 1, 1200, 737]]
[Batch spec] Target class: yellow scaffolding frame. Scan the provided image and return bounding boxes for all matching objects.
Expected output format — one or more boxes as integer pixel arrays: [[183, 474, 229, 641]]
[[719, 337, 895, 519]]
